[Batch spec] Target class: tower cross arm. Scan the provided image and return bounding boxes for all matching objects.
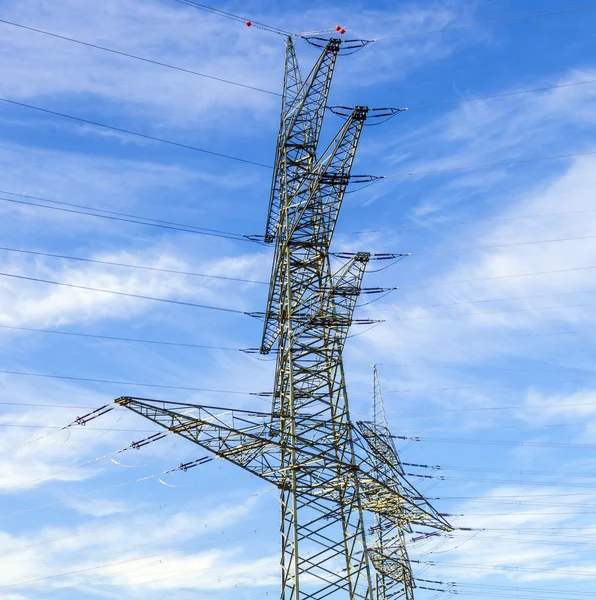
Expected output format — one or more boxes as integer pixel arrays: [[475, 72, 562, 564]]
[[114, 397, 384, 496]]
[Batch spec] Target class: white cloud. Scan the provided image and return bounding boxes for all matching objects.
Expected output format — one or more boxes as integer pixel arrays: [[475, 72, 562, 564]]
[[0, 492, 275, 597], [0, 0, 281, 126]]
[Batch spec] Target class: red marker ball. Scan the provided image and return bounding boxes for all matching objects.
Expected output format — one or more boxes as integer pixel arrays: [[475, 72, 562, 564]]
[[246, 21, 252, 26], [339, 28, 346, 34], [335, 25, 341, 31]]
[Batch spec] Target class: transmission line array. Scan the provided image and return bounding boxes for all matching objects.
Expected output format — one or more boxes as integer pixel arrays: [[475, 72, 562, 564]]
[[4, 186, 596, 241], [4, 16, 596, 110], [0, 192, 256, 242], [0, 97, 272, 168], [3, 94, 595, 176], [0, 245, 267, 282]]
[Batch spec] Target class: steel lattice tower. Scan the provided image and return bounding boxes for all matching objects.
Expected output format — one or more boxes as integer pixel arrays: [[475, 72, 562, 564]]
[[114, 36, 451, 600], [359, 366, 450, 599]]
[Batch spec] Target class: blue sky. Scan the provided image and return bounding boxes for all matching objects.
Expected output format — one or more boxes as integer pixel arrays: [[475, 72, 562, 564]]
[[1, 0, 596, 598]]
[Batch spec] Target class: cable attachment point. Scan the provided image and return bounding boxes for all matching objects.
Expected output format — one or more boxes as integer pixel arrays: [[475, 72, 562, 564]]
[[329, 106, 407, 125], [360, 286, 399, 294], [65, 404, 113, 428], [412, 531, 441, 542], [246, 311, 266, 320], [331, 251, 371, 262], [303, 36, 372, 53], [119, 432, 168, 453], [245, 234, 267, 243], [371, 253, 411, 260], [166, 456, 213, 474]]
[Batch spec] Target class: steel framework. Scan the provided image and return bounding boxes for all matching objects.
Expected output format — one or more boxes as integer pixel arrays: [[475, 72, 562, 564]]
[[115, 36, 450, 599]]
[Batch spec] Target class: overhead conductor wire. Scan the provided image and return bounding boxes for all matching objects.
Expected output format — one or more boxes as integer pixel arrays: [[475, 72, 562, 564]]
[[3, 17, 596, 110], [1, 97, 595, 176], [0, 192, 258, 243], [0, 245, 268, 284], [372, 3, 596, 41]]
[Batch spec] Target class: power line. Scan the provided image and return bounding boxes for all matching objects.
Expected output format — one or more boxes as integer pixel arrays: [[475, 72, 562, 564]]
[[0, 324, 243, 351], [379, 362, 594, 373], [0, 401, 98, 409], [4, 16, 596, 114], [0, 19, 280, 97], [447, 490, 596, 501], [0, 97, 272, 168], [396, 149, 596, 177], [453, 582, 596, 599], [371, 287, 596, 313], [0, 196, 255, 242], [0, 246, 268, 284], [384, 400, 596, 414], [0, 423, 155, 432], [406, 462, 596, 480], [343, 207, 596, 236], [0, 527, 270, 591], [171, 0, 292, 35], [411, 558, 596, 578], [0, 189, 254, 241], [4, 95, 595, 178], [346, 1, 517, 29], [408, 233, 596, 255], [388, 264, 596, 290], [407, 77, 596, 110], [397, 434, 596, 449], [416, 475, 596, 490], [381, 380, 596, 396], [388, 300, 596, 322], [385, 422, 583, 434], [13, 189, 566, 254], [4, 494, 258, 554], [447, 496, 596, 509], [0, 368, 257, 394], [28, 542, 277, 600], [0, 456, 214, 520], [374, 3, 596, 41], [4, 98, 596, 179], [0, 271, 251, 314]]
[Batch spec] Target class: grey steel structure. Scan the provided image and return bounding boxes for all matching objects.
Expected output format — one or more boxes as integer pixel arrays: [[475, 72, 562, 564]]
[[115, 36, 450, 599]]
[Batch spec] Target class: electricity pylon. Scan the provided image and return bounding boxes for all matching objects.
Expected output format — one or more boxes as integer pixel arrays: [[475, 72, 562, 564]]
[[354, 366, 451, 599], [114, 35, 450, 599]]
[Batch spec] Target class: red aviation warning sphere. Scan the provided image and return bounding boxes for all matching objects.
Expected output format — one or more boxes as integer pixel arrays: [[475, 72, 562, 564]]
[[339, 28, 346, 34], [335, 25, 341, 31], [246, 21, 252, 26]]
